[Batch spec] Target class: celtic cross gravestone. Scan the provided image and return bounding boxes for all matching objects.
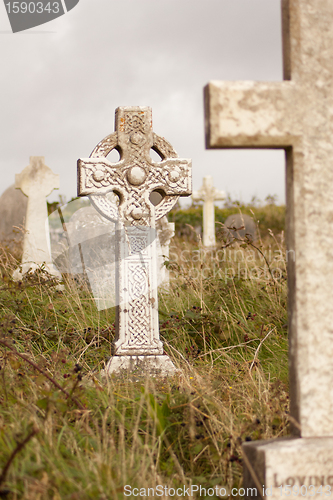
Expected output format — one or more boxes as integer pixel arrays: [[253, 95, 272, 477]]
[[78, 106, 192, 374], [205, 0, 333, 495], [192, 175, 225, 246], [12, 156, 61, 281]]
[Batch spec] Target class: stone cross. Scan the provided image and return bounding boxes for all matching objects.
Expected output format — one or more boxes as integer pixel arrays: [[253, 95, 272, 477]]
[[205, 0, 333, 494], [12, 157, 61, 280], [192, 175, 224, 246], [78, 106, 191, 375]]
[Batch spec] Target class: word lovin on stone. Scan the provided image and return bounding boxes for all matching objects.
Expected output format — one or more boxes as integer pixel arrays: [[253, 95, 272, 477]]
[[272, 475, 333, 488]]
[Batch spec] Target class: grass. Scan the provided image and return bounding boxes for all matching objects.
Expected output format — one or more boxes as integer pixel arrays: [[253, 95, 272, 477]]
[[0, 210, 289, 499]]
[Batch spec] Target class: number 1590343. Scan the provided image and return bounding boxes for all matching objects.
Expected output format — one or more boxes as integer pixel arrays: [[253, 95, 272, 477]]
[[5, 2, 60, 14]]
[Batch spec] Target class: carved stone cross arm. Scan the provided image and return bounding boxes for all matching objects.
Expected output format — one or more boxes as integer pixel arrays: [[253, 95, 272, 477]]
[[78, 107, 192, 226], [205, 81, 299, 148], [205, 0, 333, 439], [192, 175, 225, 203], [77, 107, 192, 370], [205, 0, 333, 490]]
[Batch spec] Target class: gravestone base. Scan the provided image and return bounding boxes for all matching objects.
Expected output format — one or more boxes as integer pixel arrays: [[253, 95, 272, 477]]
[[103, 355, 180, 377], [243, 437, 333, 499], [12, 261, 62, 281], [12, 262, 64, 291]]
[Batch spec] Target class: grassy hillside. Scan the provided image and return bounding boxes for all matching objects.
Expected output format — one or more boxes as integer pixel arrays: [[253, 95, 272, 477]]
[[168, 198, 285, 241], [0, 203, 289, 499]]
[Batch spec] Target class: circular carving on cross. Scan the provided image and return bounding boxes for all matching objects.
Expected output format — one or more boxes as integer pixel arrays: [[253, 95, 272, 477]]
[[131, 208, 143, 220], [168, 170, 180, 183], [127, 166, 147, 186], [86, 117, 190, 223], [93, 169, 105, 182], [130, 132, 145, 145]]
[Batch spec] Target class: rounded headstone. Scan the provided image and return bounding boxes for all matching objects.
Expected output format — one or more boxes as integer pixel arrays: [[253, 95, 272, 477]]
[[223, 213, 256, 241], [0, 184, 27, 243]]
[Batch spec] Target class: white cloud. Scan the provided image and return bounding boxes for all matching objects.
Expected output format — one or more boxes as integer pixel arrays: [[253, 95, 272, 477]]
[[0, 0, 285, 205]]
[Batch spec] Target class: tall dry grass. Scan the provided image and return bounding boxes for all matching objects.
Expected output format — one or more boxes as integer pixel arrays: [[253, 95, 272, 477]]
[[0, 217, 289, 499]]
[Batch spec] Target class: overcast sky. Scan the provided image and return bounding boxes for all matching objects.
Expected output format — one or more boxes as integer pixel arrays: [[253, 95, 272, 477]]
[[0, 0, 285, 207]]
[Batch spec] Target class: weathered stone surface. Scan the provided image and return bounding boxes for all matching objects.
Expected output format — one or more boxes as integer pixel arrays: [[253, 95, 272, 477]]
[[192, 176, 224, 247], [101, 355, 180, 377], [66, 205, 116, 310], [12, 157, 61, 280], [204, 0, 333, 492], [156, 216, 175, 288], [78, 106, 191, 374], [0, 184, 28, 245], [224, 213, 256, 242], [243, 437, 333, 498], [206, 0, 333, 439], [52, 204, 174, 309]]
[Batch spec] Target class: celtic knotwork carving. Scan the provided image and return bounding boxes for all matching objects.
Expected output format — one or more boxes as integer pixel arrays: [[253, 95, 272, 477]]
[[90, 194, 119, 222], [155, 196, 180, 221], [77, 107, 191, 358], [152, 133, 178, 159], [128, 262, 148, 299], [91, 132, 118, 158], [126, 262, 150, 347], [127, 295, 150, 346], [125, 112, 146, 135], [128, 236, 148, 254], [78, 107, 191, 226]]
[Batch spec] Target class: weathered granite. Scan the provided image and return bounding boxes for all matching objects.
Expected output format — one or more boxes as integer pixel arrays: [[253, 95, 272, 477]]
[[204, 0, 333, 493], [243, 437, 333, 498], [51, 203, 175, 307], [206, 0, 333, 439], [156, 216, 175, 288], [224, 213, 256, 242], [78, 106, 191, 374], [102, 355, 180, 377], [12, 157, 61, 280], [66, 205, 116, 310], [0, 184, 28, 246], [192, 176, 225, 247]]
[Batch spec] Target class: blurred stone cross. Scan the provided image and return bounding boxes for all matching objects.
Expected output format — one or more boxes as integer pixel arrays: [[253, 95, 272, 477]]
[[192, 175, 224, 247], [78, 106, 192, 375], [205, 0, 333, 493], [12, 156, 61, 281]]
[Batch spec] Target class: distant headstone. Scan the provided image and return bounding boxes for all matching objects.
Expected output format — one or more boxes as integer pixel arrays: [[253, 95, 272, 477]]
[[223, 213, 256, 242], [156, 216, 175, 289], [78, 106, 192, 375], [205, 0, 333, 493], [59, 204, 117, 310], [51, 203, 175, 306], [192, 176, 224, 246], [0, 184, 27, 246], [12, 157, 61, 280]]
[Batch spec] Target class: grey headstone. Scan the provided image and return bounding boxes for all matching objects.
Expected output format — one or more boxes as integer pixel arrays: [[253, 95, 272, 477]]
[[78, 106, 192, 375], [223, 213, 256, 241], [0, 184, 28, 246], [51, 203, 175, 304]]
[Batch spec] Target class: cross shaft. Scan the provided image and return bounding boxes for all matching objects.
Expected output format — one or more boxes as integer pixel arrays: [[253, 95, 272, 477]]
[[205, 0, 333, 437], [78, 107, 192, 362]]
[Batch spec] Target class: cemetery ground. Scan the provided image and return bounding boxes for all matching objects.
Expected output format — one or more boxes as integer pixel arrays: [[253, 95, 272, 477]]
[[0, 203, 288, 500]]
